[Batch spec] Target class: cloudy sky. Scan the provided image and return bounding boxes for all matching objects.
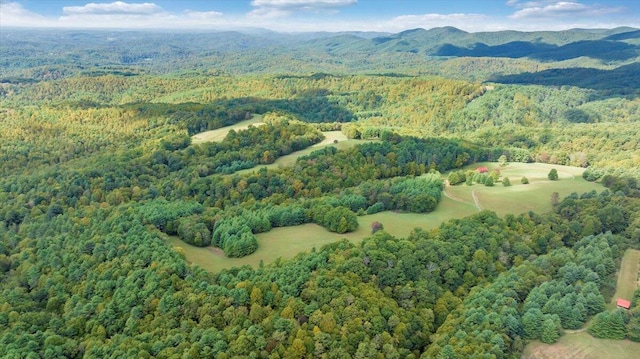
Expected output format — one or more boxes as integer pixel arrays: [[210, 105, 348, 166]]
[[1, 0, 639, 32]]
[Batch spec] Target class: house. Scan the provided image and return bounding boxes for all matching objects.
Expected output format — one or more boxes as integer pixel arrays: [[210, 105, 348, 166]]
[[616, 298, 631, 309], [477, 166, 489, 173]]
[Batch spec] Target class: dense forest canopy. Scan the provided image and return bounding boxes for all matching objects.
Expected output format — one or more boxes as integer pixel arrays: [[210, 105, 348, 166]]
[[1, 27, 639, 358]]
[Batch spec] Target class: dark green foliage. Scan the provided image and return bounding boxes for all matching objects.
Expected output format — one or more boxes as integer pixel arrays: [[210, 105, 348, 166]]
[[541, 316, 561, 344], [485, 176, 494, 187], [521, 176, 529, 184], [548, 168, 559, 181], [310, 205, 358, 234], [589, 310, 628, 339], [2, 34, 640, 358], [447, 171, 466, 186], [139, 199, 204, 233], [177, 216, 211, 247], [503, 177, 511, 187]]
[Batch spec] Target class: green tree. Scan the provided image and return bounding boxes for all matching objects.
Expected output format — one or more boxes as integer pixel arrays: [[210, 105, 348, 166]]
[[521, 176, 529, 184], [589, 310, 627, 339], [541, 317, 560, 344], [498, 154, 508, 167], [502, 177, 511, 187], [548, 168, 559, 181], [485, 176, 494, 187]]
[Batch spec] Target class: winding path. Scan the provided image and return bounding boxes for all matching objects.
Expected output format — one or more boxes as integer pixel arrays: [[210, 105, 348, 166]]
[[443, 181, 481, 211]]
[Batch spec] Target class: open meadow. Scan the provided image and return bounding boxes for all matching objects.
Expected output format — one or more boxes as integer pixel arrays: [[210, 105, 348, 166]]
[[522, 332, 640, 359], [234, 131, 373, 175], [190, 115, 264, 144], [446, 162, 602, 216], [169, 162, 604, 272], [608, 249, 640, 309]]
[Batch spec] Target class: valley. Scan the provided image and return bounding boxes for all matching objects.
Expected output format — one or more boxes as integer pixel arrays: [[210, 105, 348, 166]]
[[1, 17, 639, 359]]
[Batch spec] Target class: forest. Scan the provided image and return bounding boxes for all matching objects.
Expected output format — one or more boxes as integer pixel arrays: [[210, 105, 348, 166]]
[[1, 27, 639, 358]]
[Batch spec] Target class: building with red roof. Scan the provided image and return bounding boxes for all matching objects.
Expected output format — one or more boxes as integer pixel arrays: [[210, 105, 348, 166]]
[[617, 298, 631, 309]]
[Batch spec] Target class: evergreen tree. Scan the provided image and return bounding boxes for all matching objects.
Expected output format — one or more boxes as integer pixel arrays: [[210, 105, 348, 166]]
[[541, 317, 560, 344]]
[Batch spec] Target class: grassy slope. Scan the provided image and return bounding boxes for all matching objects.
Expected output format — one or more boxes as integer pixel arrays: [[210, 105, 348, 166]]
[[608, 249, 640, 309], [233, 131, 371, 175], [522, 332, 640, 359], [168, 163, 603, 273], [168, 194, 478, 273], [446, 162, 600, 217], [190, 115, 264, 144]]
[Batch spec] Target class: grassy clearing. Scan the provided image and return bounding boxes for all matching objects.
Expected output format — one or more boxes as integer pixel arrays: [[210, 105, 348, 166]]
[[234, 131, 370, 175], [168, 162, 604, 273], [522, 332, 640, 359], [445, 162, 602, 217], [168, 224, 362, 273], [190, 115, 264, 144], [608, 249, 640, 309], [168, 195, 479, 272]]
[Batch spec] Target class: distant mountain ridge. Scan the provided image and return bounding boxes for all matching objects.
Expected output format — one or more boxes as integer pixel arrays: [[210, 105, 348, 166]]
[[1, 26, 638, 81]]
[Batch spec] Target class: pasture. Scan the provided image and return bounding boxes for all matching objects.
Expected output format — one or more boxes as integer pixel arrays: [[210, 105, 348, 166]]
[[190, 115, 264, 144], [445, 162, 602, 216], [522, 332, 640, 359], [234, 131, 370, 175], [168, 162, 604, 272], [608, 249, 640, 310]]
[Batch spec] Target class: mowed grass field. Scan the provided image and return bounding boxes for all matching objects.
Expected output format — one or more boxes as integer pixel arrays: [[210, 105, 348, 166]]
[[167, 162, 604, 273], [169, 159, 604, 272], [167, 195, 478, 273], [446, 162, 602, 217], [522, 332, 640, 359], [234, 131, 372, 175], [190, 115, 264, 144], [608, 249, 640, 309]]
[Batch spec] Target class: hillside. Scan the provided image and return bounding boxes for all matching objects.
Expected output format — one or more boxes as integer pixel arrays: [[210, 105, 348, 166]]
[[2, 27, 639, 81], [1, 26, 640, 359]]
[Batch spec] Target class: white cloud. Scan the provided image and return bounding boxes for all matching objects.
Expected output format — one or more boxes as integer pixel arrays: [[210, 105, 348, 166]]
[[248, 0, 356, 18], [63, 1, 162, 15], [0, 2, 55, 26], [251, 0, 356, 9], [247, 7, 291, 19], [0, 0, 637, 32], [510, 1, 624, 19], [184, 10, 224, 20]]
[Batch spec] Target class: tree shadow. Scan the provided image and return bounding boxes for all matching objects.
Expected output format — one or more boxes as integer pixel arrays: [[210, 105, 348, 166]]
[[113, 88, 355, 135], [490, 63, 640, 97], [436, 40, 638, 62]]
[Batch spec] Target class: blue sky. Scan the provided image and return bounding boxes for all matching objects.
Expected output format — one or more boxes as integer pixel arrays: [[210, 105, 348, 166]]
[[1, 1, 639, 32]]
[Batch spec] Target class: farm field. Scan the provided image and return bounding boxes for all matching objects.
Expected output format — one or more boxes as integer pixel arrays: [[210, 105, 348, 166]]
[[170, 163, 603, 273], [167, 194, 478, 273], [190, 115, 264, 144], [608, 249, 640, 310], [234, 131, 372, 175], [522, 332, 640, 359], [446, 162, 602, 216]]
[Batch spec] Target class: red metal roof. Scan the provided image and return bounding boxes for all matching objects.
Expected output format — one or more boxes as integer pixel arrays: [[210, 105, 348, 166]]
[[617, 298, 631, 309]]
